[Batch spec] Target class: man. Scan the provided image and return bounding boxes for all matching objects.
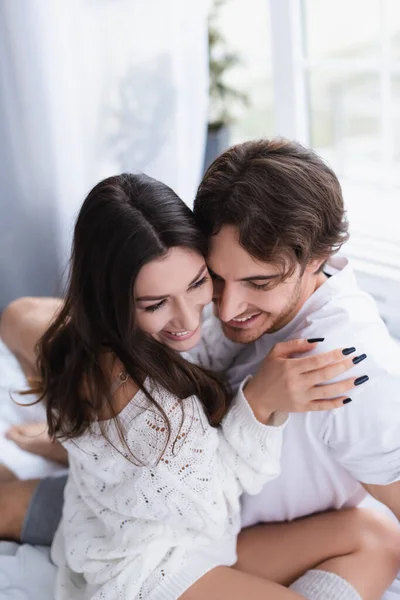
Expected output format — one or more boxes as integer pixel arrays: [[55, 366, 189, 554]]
[[193, 138, 400, 599], [1, 138, 400, 598]]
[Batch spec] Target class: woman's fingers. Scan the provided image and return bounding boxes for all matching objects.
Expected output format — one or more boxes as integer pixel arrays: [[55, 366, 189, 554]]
[[294, 346, 356, 373], [269, 338, 324, 359], [309, 375, 369, 401], [308, 396, 351, 411], [305, 354, 367, 387]]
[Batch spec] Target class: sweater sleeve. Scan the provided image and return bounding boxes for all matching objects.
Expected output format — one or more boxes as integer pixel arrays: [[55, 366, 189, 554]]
[[219, 376, 288, 495]]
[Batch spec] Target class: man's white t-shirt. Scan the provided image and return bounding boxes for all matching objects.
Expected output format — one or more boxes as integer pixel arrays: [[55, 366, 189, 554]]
[[193, 255, 400, 599]]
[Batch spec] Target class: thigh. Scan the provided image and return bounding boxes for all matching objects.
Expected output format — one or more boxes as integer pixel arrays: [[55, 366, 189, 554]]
[[0, 297, 63, 377], [179, 566, 301, 600], [235, 508, 365, 587]]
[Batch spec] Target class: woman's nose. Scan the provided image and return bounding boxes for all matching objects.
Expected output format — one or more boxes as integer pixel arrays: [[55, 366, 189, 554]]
[[174, 300, 200, 331]]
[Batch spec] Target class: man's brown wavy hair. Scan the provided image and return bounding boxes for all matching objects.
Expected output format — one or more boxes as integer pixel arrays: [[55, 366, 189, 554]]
[[194, 138, 349, 278]]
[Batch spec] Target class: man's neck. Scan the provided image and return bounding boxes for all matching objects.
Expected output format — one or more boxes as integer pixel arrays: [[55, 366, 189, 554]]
[[269, 271, 329, 334], [297, 270, 329, 316], [314, 270, 329, 293]]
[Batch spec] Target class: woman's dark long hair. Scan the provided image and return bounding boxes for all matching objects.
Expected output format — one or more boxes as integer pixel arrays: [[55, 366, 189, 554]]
[[28, 173, 231, 457]]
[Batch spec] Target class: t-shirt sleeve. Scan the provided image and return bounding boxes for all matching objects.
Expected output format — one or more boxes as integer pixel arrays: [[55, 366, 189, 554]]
[[323, 372, 400, 485]]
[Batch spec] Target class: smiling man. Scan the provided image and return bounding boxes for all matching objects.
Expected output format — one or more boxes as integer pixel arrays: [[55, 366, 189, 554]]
[[193, 138, 400, 599]]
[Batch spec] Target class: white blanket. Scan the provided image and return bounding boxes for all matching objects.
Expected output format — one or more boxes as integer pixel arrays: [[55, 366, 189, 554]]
[[0, 339, 64, 480]]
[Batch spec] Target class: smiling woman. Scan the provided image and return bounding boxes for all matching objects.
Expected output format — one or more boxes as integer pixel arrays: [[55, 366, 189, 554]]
[[135, 249, 212, 350]]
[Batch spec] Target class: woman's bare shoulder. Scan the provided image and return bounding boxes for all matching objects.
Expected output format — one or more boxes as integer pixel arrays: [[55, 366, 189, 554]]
[[89, 352, 140, 420]]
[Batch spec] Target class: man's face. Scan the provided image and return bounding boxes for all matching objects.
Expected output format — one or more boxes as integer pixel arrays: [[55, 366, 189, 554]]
[[207, 225, 323, 344]]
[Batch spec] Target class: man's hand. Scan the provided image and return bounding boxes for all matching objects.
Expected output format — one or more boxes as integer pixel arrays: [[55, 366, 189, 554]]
[[362, 481, 400, 521]]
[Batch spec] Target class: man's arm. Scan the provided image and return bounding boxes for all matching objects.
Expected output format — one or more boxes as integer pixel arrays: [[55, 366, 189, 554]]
[[363, 481, 400, 520], [323, 369, 400, 521]]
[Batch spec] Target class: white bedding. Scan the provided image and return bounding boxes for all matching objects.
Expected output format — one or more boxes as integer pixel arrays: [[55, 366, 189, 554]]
[[0, 340, 59, 600], [0, 339, 64, 481], [0, 340, 398, 600]]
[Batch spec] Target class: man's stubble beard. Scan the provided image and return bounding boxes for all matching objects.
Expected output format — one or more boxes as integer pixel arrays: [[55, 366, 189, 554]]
[[220, 278, 303, 344]]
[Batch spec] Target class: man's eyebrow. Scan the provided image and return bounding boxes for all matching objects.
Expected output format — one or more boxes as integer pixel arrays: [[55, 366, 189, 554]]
[[240, 274, 279, 282], [208, 267, 279, 282], [136, 265, 207, 302]]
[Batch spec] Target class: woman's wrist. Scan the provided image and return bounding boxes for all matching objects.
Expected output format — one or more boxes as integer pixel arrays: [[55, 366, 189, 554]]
[[242, 376, 275, 424]]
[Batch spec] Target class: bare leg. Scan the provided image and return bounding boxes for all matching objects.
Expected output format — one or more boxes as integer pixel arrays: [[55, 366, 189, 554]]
[[235, 508, 400, 600], [0, 298, 62, 540], [0, 478, 40, 541], [179, 566, 303, 599], [0, 297, 67, 463], [0, 465, 17, 482], [0, 296, 63, 378]]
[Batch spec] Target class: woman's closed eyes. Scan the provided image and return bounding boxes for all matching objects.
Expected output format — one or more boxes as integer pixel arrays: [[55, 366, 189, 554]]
[[143, 276, 210, 312]]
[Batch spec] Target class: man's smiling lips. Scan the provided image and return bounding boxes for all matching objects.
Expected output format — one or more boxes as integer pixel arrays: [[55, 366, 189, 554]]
[[225, 312, 262, 329]]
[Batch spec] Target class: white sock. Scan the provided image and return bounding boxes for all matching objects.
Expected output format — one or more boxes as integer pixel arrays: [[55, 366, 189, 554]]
[[289, 569, 362, 600]]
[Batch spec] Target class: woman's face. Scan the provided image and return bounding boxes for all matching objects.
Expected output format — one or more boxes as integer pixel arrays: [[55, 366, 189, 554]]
[[134, 247, 212, 351]]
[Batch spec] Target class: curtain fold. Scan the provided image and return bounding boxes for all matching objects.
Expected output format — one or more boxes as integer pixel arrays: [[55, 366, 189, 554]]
[[0, 0, 210, 309]]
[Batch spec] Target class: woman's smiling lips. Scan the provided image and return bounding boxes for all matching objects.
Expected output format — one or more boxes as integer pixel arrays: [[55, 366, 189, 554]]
[[161, 326, 200, 341]]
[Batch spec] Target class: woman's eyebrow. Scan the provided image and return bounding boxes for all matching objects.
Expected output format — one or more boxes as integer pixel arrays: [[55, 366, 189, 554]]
[[188, 265, 207, 286], [136, 265, 207, 302]]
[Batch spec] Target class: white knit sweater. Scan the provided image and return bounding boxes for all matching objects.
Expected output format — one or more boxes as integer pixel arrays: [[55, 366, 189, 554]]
[[51, 376, 287, 600]]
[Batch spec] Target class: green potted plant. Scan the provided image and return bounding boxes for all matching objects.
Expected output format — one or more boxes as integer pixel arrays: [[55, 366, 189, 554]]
[[204, 0, 248, 171]]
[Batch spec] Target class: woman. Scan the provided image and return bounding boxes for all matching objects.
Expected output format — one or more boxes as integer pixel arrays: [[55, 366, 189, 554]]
[[3, 173, 399, 600]]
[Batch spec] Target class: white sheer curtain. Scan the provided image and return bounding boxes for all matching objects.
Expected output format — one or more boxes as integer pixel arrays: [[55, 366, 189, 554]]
[[0, 0, 210, 309]]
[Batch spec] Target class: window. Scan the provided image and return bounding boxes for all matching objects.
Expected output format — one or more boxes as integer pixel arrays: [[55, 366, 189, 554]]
[[269, 0, 400, 336], [215, 0, 274, 142]]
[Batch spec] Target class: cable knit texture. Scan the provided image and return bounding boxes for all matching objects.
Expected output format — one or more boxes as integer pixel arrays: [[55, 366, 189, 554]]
[[51, 376, 287, 600], [290, 569, 362, 600]]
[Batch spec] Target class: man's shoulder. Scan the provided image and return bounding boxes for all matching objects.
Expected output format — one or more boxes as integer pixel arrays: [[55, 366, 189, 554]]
[[289, 272, 400, 375]]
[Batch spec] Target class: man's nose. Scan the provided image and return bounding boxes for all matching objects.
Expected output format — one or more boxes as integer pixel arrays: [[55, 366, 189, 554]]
[[216, 284, 245, 323]]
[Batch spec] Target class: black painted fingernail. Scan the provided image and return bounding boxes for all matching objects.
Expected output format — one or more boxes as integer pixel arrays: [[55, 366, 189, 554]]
[[343, 398, 352, 404], [353, 353, 367, 365], [354, 375, 369, 386], [342, 347, 356, 356], [307, 338, 325, 343]]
